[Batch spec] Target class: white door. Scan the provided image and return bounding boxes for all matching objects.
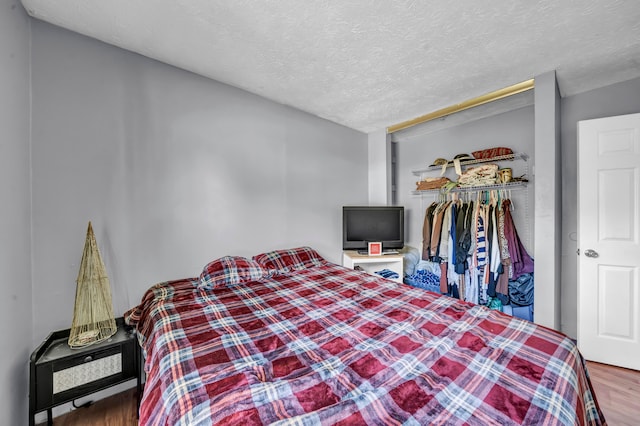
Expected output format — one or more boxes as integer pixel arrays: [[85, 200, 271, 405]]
[[578, 112, 640, 370]]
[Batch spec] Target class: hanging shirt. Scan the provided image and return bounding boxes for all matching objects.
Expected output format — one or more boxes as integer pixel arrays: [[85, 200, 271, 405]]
[[422, 203, 437, 260], [466, 267, 479, 304], [449, 203, 457, 267], [430, 201, 449, 260], [503, 199, 534, 278], [438, 204, 452, 262], [447, 203, 461, 297], [476, 209, 487, 267], [490, 207, 502, 281], [455, 201, 474, 274], [497, 202, 513, 278]]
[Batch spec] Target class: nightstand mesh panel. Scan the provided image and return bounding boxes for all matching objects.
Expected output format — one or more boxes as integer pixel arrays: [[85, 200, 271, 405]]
[[53, 353, 122, 394]]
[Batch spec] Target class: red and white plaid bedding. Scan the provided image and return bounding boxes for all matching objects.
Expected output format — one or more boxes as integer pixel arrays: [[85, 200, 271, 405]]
[[125, 263, 605, 425]]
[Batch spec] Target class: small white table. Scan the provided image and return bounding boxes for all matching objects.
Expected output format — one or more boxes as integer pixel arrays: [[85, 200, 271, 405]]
[[342, 250, 404, 283]]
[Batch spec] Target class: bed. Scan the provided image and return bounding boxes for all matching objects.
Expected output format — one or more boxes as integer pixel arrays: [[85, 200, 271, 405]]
[[124, 247, 605, 425]]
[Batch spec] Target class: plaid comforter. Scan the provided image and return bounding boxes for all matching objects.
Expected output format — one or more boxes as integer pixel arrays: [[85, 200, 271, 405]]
[[125, 263, 605, 425]]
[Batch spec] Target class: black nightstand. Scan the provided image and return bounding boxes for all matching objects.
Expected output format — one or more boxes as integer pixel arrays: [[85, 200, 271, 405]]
[[29, 317, 142, 426]]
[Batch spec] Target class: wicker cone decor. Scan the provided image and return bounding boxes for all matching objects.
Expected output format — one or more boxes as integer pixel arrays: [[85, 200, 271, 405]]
[[68, 221, 117, 349]]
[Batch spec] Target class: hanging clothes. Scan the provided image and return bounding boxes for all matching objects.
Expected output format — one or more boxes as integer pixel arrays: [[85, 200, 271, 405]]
[[448, 202, 457, 270], [455, 201, 473, 274], [447, 203, 460, 298], [421, 203, 437, 260], [502, 199, 534, 279], [437, 202, 452, 262], [495, 203, 511, 300], [475, 210, 487, 267], [418, 192, 533, 310], [431, 201, 450, 260]]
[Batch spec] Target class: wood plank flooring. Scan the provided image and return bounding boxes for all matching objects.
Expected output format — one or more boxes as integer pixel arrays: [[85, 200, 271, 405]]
[[586, 361, 640, 426], [37, 388, 138, 426], [42, 361, 639, 425]]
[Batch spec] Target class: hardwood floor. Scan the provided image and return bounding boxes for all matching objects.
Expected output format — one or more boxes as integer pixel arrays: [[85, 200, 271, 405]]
[[586, 361, 640, 426], [43, 362, 639, 425], [37, 388, 138, 426]]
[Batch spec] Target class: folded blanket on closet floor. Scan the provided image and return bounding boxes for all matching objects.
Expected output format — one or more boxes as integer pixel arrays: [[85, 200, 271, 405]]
[[374, 268, 399, 280]]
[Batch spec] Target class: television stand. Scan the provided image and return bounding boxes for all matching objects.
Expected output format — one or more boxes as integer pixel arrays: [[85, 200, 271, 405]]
[[342, 250, 404, 283]]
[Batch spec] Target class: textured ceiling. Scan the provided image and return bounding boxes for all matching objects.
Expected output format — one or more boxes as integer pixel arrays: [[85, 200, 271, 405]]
[[21, 0, 640, 133]]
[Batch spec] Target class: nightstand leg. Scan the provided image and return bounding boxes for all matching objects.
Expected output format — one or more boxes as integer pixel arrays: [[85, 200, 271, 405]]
[[47, 407, 52, 425]]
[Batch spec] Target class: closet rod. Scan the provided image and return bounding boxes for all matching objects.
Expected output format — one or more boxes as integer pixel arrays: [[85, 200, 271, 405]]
[[386, 79, 535, 134]]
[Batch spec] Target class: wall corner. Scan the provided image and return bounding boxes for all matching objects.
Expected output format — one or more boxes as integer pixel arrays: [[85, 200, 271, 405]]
[[367, 129, 392, 205], [534, 70, 562, 330]]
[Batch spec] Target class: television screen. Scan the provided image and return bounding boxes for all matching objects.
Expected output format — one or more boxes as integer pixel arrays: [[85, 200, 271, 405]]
[[342, 206, 404, 251]]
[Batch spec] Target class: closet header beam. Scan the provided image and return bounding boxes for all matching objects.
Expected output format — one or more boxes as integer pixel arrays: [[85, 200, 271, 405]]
[[386, 79, 535, 134]]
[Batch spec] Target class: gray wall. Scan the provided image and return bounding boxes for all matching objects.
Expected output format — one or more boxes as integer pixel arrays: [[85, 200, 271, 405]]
[[29, 21, 368, 347], [0, 0, 32, 425], [396, 106, 535, 256], [560, 76, 640, 337]]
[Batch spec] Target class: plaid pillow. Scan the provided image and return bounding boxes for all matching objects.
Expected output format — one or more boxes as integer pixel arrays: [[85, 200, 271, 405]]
[[199, 256, 268, 288], [252, 246, 326, 272]]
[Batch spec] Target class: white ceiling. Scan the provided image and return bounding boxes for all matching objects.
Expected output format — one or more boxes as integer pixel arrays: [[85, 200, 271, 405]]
[[21, 0, 640, 133]]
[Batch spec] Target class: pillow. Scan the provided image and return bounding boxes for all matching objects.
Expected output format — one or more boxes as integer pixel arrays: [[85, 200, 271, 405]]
[[252, 246, 326, 272], [471, 147, 513, 160], [199, 256, 268, 288]]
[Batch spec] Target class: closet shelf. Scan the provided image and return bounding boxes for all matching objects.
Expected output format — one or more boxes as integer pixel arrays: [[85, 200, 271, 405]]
[[412, 152, 528, 176], [412, 180, 527, 195]]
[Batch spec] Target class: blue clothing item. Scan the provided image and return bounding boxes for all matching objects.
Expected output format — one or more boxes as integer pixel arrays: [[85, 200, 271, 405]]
[[375, 269, 399, 280], [477, 215, 486, 265], [511, 304, 534, 322], [508, 273, 534, 306], [404, 269, 441, 293], [486, 297, 503, 311], [450, 204, 457, 266]]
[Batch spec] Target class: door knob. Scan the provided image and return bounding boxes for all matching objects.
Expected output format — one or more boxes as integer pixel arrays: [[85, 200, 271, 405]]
[[584, 249, 599, 258]]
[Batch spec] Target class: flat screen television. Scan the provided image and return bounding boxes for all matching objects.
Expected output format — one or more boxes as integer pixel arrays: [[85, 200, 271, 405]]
[[342, 206, 404, 251]]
